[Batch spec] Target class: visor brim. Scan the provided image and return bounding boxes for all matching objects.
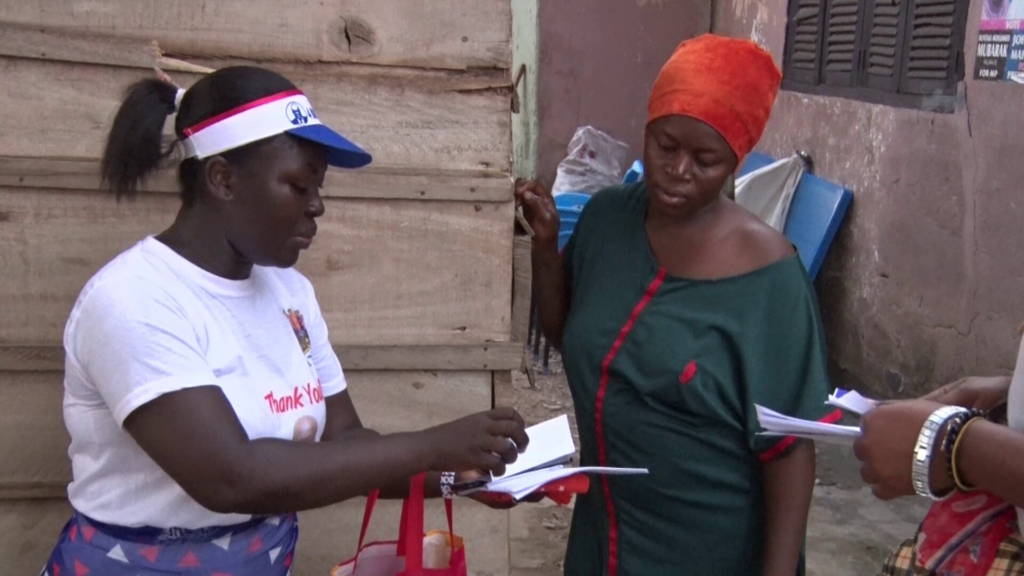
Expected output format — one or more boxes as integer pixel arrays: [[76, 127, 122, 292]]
[[286, 124, 372, 169]]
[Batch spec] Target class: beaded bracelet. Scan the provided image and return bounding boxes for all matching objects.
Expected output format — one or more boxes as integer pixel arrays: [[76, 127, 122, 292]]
[[950, 416, 984, 492], [440, 471, 456, 500], [941, 408, 985, 483]]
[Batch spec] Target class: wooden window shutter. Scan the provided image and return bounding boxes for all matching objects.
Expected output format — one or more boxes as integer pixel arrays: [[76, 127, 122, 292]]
[[899, 0, 968, 95], [821, 0, 862, 86], [862, 0, 908, 91], [784, 0, 826, 85]]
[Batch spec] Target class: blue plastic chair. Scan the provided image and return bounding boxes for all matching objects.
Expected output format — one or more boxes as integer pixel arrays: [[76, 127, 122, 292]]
[[622, 159, 645, 184], [738, 152, 853, 280], [617, 156, 852, 280], [554, 192, 591, 251]]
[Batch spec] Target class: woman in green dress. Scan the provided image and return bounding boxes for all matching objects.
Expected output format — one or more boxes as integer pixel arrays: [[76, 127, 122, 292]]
[[517, 34, 838, 576]]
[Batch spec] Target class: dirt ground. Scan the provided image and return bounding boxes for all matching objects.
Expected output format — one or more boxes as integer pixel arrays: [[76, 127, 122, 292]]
[[507, 351, 930, 576]]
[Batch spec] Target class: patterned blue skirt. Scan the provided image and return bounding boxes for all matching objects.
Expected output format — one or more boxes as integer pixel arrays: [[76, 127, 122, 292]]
[[42, 511, 298, 575]]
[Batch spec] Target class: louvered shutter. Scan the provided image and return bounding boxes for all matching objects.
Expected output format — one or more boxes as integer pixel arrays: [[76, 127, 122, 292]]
[[821, 0, 862, 86], [784, 0, 825, 85], [899, 0, 968, 94], [862, 0, 908, 91]]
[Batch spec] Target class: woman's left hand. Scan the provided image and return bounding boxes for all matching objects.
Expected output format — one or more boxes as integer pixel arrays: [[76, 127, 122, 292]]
[[853, 399, 953, 500]]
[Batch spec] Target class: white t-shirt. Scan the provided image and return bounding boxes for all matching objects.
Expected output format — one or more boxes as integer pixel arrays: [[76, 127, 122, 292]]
[[63, 236, 347, 529], [1009, 333, 1024, 527]]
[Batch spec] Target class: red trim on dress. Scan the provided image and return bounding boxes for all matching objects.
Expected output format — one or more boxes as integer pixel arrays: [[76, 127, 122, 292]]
[[595, 268, 666, 576], [759, 408, 844, 463], [679, 360, 698, 385]]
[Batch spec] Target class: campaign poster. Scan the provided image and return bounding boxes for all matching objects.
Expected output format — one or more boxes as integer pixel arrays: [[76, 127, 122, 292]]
[[976, 0, 1024, 82]]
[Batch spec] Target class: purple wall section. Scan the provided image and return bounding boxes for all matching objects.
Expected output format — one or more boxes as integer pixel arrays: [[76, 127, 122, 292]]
[[535, 1, 710, 183]]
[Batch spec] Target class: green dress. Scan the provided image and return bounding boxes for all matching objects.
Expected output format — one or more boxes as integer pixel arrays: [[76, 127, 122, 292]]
[[560, 182, 837, 576]]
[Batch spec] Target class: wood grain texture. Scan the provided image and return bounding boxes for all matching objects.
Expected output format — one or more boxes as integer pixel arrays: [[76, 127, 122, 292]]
[[0, 188, 512, 346], [0, 1, 511, 70], [510, 234, 532, 344], [492, 370, 514, 410], [0, 370, 493, 497], [0, 57, 511, 175], [0, 373, 70, 499], [0, 344, 523, 373], [0, 157, 513, 202], [0, 22, 213, 73], [0, 500, 73, 575]]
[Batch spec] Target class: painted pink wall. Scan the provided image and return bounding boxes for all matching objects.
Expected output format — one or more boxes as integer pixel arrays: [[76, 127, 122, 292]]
[[535, 1, 710, 184], [717, 0, 1024, 396]]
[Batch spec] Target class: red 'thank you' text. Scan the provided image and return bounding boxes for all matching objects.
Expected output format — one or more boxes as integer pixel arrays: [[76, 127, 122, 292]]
[[264, 381, 325, 414]]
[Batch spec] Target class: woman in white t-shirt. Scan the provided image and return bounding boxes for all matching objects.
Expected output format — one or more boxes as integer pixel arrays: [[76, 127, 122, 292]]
[[853, 335, 1024, 574], [41, 66, 530, 576]]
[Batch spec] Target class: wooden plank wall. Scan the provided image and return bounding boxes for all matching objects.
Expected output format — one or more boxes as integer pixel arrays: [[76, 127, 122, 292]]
[[0, 2, 517, 574]]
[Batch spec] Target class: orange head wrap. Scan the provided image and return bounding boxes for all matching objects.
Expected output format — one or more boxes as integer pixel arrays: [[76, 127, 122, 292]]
[[647, 34, 782, 165]]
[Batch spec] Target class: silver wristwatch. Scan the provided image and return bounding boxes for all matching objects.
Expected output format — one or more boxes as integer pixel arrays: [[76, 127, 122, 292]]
[[911, 405, 967, 500]]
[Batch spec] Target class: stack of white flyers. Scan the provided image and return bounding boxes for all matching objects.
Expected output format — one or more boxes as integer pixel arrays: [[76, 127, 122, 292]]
[[755, 405, 860, 446], [456, 415, 648, 500], [755, 388, 879, 445]]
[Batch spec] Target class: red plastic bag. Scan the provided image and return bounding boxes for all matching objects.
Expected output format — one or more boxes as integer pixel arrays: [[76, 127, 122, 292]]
[[332, 474, 467, 576]]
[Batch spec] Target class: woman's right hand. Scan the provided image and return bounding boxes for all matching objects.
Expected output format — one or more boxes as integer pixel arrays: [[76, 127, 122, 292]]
[[514, 179, 560, 249], [921, 375, 1011, 411], [423, 407, 530, 477]]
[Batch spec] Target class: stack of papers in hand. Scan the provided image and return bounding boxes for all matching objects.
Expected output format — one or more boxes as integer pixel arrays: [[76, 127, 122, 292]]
[[486, 465, 648, 501], [460, 415, 648, 500], [755, 404, 862, 445], [755, 388, 879, 445]]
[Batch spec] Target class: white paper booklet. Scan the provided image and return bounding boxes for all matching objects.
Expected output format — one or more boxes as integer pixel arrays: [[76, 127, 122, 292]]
[[457, 415, 648, 500], [492, 415, 577, 479]]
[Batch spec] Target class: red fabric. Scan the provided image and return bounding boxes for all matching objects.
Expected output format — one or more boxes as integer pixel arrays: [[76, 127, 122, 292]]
[[679, 360, 698, 385], [596, 270, 666, 576], [539, 474, 591, 506], [647, 34, 782, 164], [915, 490, 1017, 575]]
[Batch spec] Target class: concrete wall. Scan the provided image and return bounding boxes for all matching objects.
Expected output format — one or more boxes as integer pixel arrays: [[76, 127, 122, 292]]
[[534, 0, 711, 184], [717, 0, 1024, 397]]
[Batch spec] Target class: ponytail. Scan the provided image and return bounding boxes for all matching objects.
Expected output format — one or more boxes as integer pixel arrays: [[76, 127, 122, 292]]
[[101, 66, 300, 205], [100, 78, 179, 201]]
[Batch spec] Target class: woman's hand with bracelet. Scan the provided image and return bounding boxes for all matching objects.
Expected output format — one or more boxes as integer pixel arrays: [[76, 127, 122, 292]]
[[853, 399, 960, 500]]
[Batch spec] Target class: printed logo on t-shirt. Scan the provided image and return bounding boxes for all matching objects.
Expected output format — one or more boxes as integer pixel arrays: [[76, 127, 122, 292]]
[[285, 309, 312, 355], [260, 308, 325, 442]]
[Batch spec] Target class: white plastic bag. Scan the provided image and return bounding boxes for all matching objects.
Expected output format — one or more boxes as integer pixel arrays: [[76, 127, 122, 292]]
[[734, 154, 804, 231], [551, 126, 630, 196]]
